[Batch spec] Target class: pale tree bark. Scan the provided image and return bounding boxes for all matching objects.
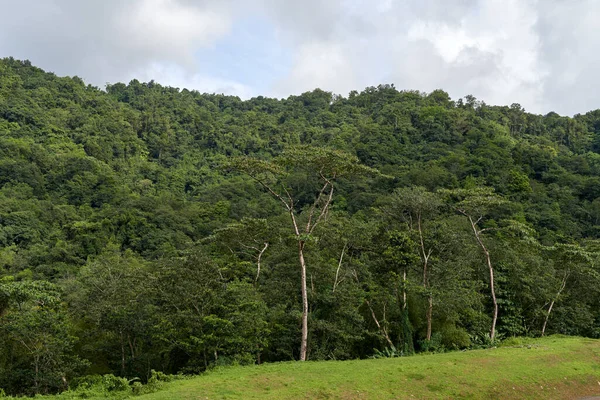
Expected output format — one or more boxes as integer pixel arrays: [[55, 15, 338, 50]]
[[416, 212, 434, 341], [242, 241, 269, 285], [426, 296, 433, 341], [402, 268, 407, 310], [298, 239, 309, 360], [366, 298, 395, 349], [541, 271, 569, 336], [464, 214, 498, 341], [353, 270, 395, 349], [332, 243, 346, 293]]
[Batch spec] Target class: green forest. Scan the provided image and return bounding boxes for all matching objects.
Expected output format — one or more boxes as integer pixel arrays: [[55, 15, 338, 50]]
[[1, 57, 600, 396]]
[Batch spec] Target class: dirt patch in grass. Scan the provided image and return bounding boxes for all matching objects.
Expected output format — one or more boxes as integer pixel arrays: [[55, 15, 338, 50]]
[[250, 375, 292, 393], [488, 375, 600, 400]]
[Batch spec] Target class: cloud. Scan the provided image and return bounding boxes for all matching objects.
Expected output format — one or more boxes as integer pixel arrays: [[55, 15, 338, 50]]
[[534, 0, 600, 115], [0, 0, 240, 88], [0, 0, 600, 114], [270, 42, 359, 98], [136, 62, 254, 98], [263, 0, 547, 113], [393, 0, 546, 110]]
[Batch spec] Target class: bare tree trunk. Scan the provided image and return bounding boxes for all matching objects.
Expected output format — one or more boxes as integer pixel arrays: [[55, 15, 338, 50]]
[[427, 296, 433, 341], [332, 243, 346, 293], [542, 271, 569, 336], [352, 269, 394, 349], [487, 252, 498, 342], [417, 214, 433, 341], [34, 355, 40, 395], [128, 334, 135, 361], [402, 267, 407, 310], [298, 241, 309, 361], [468, 216, 498, 341], [255, 242, 269, 284], [365, 298, 395, 349], [120, 331, 126, 375]]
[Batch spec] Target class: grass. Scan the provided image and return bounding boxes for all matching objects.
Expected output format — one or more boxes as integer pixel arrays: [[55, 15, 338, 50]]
[[51, 336, 600, 399]]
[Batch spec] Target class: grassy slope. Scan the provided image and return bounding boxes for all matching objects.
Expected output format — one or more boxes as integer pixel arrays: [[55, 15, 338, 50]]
[[43, 336, 599, 400], [133, 336, 600, 400]]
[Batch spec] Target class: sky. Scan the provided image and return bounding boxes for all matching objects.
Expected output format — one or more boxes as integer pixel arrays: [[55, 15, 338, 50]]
[[0, 0, 597, 116]]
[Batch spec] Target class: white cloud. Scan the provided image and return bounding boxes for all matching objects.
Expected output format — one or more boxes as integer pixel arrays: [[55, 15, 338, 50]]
[[265, 0, 548, 113], [0, 0, 240, 87], [1, 0, 600, 114], [398, 0, 546, 110], [271, 42, 359, 97], [116, 0, 232, 64], [137, 62, 254, 98], [534, 0, 600, 115]]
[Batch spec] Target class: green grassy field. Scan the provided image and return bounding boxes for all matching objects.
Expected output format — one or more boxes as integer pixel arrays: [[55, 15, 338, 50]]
[[53, 336, 600, 399]]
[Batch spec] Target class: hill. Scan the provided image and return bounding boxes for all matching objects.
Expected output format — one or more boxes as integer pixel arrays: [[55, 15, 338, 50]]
[[1, 57, 600, 396]]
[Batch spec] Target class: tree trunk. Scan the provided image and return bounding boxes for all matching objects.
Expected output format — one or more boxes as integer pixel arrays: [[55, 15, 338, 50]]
[[34, 355, 40, 395], [542, 272, 568, 336], [402, 267, 407, 310], [469, 217, 498, 341], [120, 331, 126, 375], [541, 299, 555, 337], [487, 251, 498, 342], [426, 295, 433, 341], [128, 334, 135, 361], [332, 243, 346, 293], [365, 298, 395, 349], [255, 242, 269, 285], [299, 241, 309, 361], [417, 215, 433, 341]]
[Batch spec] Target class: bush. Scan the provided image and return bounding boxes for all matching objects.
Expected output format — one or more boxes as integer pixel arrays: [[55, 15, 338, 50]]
[[371, 346, 404, 358], [70, 374, 130, 397], [469, 332, 502, 349], [441, 326, 471, 349], [419, 332, 444, 353]]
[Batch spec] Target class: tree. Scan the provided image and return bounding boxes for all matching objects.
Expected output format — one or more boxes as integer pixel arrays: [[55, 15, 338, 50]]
[[66, 245, 153, 377], [387, 186, 443, 341], [441, 187, 507, 341], [0, 278, 87, 395], [382, 231, 419, 354], [541, 243, 597, 336], [207, 217, 271, 285], [229, 146, 376, 361], [151, 251, 269, 371]]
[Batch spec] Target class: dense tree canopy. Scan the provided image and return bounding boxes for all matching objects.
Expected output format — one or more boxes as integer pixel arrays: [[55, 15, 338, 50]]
[[1, 57, 600, 395]]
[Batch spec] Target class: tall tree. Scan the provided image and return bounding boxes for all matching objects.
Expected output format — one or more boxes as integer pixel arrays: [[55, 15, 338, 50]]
[[229, 146, 376, 361], [441, 187, 507, 341], [541, 243, 597, 336], [388, 186, 443, 341]]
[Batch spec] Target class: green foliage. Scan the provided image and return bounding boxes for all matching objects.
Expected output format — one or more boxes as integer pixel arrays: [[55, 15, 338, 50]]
[[2, 58, 600, 396], [371, 346, 404, 358], [418, 332, 444, 353], [0, 279, 87, 395]]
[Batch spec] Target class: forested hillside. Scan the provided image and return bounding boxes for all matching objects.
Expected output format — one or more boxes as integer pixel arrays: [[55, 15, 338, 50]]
[[1, 57, 600, 396]]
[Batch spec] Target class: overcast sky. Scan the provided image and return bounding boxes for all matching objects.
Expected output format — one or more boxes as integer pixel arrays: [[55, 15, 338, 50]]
[[0, 0, 597, 115]]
